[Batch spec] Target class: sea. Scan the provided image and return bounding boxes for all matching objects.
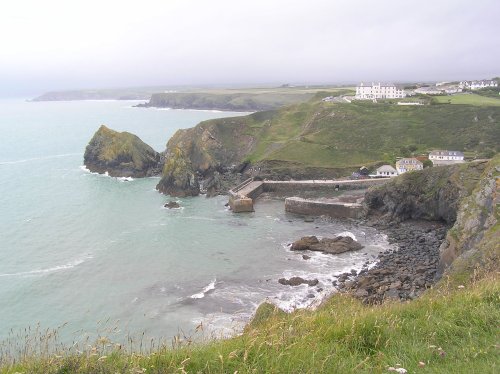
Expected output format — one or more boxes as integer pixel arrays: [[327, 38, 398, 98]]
[[0, 99, 391, 347]]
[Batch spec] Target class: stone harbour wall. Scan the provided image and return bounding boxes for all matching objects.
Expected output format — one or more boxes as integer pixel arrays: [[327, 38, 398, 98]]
[[285, 197, 364, 219]]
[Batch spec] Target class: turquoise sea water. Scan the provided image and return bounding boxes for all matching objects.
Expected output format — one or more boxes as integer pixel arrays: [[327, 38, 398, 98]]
[[0, 99, 390, 345]]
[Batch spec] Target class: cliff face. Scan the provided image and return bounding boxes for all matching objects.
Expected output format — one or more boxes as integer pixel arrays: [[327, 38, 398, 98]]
[[439, 157, 499, 275], [363, 162, 487, 224], [156, 147, 200, 197], [84, 125, 161, 178], [163, 115, 261, 175], [363, 157, 499, 277]]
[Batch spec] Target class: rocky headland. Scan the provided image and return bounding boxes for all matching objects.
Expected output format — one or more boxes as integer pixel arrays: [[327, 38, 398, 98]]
[[84, 125, 162, 178], [154, 116, 255, 196], [135, 91, 315, 112], [153, 98, 499, 198]]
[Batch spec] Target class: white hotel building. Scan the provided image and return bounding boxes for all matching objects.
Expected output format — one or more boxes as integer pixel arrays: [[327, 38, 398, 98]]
[[429, 150, 465, 166], [355, 82, 406, 100]]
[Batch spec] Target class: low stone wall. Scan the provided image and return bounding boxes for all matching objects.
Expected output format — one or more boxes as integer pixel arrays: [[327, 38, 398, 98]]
[[285, 197, 364, 219], [263, 179, 387, 195]]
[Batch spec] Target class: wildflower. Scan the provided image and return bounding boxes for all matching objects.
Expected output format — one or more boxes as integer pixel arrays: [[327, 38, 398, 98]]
[[388, 367, 407, 373]]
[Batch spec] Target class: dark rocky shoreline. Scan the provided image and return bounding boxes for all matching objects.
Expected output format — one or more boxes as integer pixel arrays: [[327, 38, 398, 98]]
[[336, 220, 447, 304]]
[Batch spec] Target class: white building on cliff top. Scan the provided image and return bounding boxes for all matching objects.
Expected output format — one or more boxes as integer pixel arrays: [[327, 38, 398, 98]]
[[355, 82, 406, 100], [459, 80, 498, 90], [429, 150, 464, 166]]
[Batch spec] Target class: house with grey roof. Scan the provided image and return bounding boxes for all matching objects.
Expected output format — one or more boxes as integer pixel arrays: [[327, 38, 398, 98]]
[[376, 165, 398, 177], [429, 150, 464, 166]]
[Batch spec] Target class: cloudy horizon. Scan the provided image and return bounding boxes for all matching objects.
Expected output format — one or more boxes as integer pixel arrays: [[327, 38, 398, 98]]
[[1, 0, 499, 97]]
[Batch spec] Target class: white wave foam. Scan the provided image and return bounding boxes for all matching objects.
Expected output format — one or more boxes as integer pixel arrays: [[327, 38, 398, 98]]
[[117, 176, 134, 182], [336, 231, 357, 241], [0, 153, 82, 166], [190, 278, 217, 299], [80, 166, 135, 182], [0, 255, 92, 278], [192, 311, 248, 338]]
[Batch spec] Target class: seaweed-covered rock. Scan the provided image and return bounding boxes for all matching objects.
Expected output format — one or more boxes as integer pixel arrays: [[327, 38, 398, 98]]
[[291, 235, 363, 254], [84, 125, 161, 177]]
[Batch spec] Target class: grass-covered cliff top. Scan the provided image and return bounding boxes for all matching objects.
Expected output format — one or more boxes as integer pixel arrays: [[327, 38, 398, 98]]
[[167, 94, 500, 175]]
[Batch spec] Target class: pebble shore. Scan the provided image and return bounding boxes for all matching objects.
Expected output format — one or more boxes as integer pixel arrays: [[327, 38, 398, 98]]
[[336, 220, 448, 303]]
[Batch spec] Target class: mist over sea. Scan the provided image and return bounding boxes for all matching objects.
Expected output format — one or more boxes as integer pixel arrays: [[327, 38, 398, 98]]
[[0, 99, 390, 344]]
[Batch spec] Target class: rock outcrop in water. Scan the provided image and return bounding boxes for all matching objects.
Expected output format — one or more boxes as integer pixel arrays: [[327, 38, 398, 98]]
[[156, 147, 200, 197], [291, 235, 364, 254], [84, 125, 161, 177]]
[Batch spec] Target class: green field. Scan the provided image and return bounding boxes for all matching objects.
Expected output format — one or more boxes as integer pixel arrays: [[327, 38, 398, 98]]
[[432, 93, 500, 106]]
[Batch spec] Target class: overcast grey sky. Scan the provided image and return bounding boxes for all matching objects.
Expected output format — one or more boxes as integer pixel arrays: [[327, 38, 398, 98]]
[[1, 0, 499, 96]]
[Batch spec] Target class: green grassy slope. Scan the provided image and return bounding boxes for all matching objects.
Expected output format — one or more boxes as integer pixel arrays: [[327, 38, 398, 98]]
[[2, 276, 498, 373], [206, 98, 500, 169]]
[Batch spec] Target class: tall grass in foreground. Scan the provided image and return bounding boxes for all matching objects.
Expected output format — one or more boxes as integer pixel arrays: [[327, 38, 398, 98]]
[[1, 273, 498, 373]]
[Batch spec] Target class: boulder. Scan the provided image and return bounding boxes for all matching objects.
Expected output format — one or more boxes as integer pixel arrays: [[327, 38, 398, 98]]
[[290, 236, 319, 251], [311, 236, 364, 254], [278, 277, 319, 287], [164, 201, 180, 209], [290, 235, 363, 254], [84, 125, 161, 178]]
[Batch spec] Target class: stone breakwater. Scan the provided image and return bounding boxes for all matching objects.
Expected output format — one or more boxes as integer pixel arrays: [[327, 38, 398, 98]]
[[336, 221, 447, 304]]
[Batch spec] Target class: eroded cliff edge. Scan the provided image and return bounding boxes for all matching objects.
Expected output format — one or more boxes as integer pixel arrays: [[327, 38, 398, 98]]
[[363, 157, 499, 279], [84, 125, 162, 178]]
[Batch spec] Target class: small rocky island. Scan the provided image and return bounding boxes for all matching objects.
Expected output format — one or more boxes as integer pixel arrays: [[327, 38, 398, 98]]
[[84, 125, 162, 177]]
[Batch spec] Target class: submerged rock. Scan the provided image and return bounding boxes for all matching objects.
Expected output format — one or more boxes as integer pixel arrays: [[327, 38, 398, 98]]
[[278, 277, 319, 286], [164, 201, 180, 209], [291, 235, 363, 254], [84, 125, 161, 178]]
